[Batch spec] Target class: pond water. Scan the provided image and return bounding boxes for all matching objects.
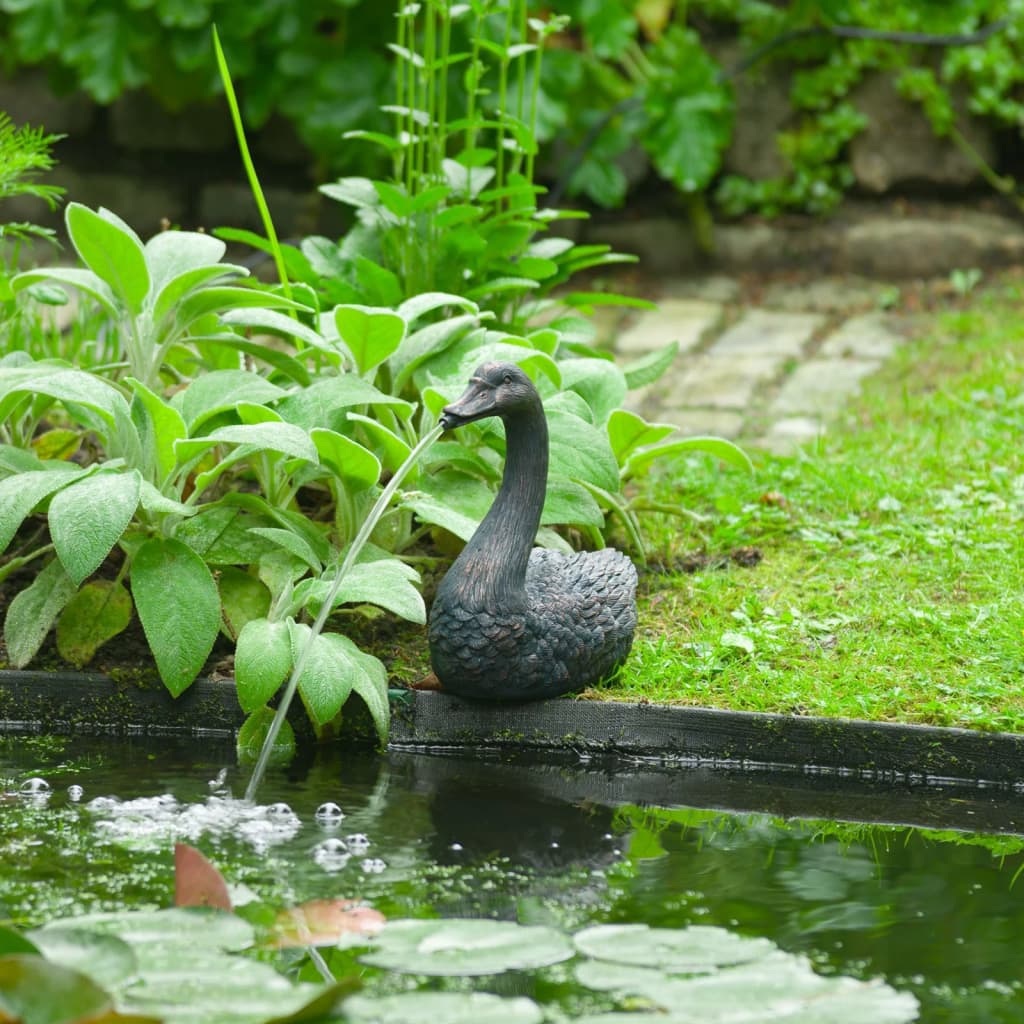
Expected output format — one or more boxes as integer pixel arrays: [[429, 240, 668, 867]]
[[2, 732, 1024, 1022]]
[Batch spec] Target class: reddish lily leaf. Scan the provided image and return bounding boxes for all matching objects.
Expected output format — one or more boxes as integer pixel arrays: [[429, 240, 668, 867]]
[[174, 843, 233, 912], [269, 899, 385, 949]]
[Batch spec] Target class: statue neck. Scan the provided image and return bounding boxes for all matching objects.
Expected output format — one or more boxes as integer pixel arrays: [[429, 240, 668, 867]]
[[455, 398, 548, 608]]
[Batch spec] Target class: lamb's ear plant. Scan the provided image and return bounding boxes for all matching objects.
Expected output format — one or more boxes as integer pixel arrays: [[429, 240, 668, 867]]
[[10, 204, 313, 389]]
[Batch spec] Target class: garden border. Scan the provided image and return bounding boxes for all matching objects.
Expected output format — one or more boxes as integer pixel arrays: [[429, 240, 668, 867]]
[[2, 669, 1024, 789]]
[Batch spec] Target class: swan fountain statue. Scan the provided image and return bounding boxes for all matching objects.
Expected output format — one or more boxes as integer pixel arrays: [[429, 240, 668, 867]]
[[428, 362, 638, 700]]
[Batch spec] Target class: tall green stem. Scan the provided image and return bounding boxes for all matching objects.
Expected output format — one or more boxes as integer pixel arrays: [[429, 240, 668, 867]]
[[243, 424, 444, 803]]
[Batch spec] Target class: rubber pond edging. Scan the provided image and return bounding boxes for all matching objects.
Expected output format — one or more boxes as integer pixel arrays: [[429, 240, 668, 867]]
[[2, 668, 1024, 788]]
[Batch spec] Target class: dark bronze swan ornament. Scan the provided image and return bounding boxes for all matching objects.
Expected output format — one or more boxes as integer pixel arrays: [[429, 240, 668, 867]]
[[428, 362, 638, 700]]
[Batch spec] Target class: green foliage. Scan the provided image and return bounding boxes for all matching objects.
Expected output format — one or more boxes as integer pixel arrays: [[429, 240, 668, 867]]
[[3, 0, 1024, 219], [0, 112, 63, 245]]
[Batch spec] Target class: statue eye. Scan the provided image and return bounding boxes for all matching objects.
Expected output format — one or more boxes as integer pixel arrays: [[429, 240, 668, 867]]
[[502, 373, 513, 385]]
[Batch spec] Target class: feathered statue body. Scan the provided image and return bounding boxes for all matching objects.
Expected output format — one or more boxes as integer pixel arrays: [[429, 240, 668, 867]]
[[428, 362, 637, 700]]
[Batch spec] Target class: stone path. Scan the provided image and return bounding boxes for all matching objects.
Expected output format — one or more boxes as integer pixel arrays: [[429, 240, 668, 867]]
[[607, 275, 913, 454]]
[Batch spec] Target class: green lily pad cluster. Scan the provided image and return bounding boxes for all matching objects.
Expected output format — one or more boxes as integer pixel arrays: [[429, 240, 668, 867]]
[[0, 911, 918, 1024]]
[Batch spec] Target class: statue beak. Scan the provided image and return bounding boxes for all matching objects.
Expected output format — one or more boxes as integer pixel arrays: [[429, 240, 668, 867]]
[[439, 379, 495, 431]]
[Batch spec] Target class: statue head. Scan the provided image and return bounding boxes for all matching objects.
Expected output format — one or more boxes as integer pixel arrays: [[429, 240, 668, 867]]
[[439, 362, 539, 431]]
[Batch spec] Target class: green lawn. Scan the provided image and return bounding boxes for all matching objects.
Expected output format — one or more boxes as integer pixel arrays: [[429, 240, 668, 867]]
[[593, 281, 1024, 732]]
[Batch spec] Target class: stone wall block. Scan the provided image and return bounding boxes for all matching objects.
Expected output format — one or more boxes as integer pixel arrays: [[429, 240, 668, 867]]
[[111, 91, 232, 152], [197, 181, 312, 237], [850, 73, 996, 193], [0, 71, 95, 135]]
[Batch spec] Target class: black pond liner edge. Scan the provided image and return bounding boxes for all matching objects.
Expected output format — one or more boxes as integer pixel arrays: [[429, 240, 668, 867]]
[[2, 668, 1024, 792]]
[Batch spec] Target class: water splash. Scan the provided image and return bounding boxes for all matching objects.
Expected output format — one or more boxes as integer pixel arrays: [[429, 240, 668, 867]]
[[244, 422, 445, 803]]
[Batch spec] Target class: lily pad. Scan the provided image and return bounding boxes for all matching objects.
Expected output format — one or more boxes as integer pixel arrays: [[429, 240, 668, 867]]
[[574, 923, 775, 973], [27, 927, 138, 990], [359, 919, 574, 976], [342, 991, 543, 1024]]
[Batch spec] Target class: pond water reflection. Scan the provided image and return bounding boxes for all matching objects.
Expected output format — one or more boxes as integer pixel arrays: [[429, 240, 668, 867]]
[[1, 733, 1022, 1021]]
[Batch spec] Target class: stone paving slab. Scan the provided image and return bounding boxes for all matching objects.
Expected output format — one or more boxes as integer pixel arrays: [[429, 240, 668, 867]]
[[709, 309, 824, 358], [769, 358, 882, 417], [758, 416, 826, 455], [656, 408, 745, 440], [670, 353, 785, 410], [818, 312, 906, 360], [616, 298, 723, 354]]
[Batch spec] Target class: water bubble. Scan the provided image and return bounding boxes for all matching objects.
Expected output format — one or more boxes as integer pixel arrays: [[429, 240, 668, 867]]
[[315, 802, 345, 826], [266, 802, 299, 826], [346, 833, 370, 855], [361, 858, 387, 874], [19, 777, 50, 796], [86, 796, 121, 812], [313, 838, 351, 872], [67, 784, 84, 802]]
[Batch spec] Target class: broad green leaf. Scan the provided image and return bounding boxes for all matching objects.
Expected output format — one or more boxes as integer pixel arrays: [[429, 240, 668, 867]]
[[319, 176, 381, 208], [192, 334, 312, 386], [3, 558, 77, 668], [0, 954, 112, 1024], [355, 256, 404, 307], [390, 313, 482, 391], [27, 927, 138, 990], [220, 306, 328, 350], [8, 368, 128, 429], [49, 470, 141, 585], [10, 266, 119, 317], [401, 470, 493, 541], [344, 640, 391, 744], [625, 436, 754, 477], [128, 378, 188, 483], [547, 407, 620, 493], [0, 464, 85, 554], [131, 538, 220, 697], [622, 341, 679, 390], [333, 304, 406, 375], [220, 492, 331, 564], [175, 505, 279, 565], [175, 286, 310, 329], [176, 369, 287, 432], [360, 919, 574, 976], [293, 560, 425, 624], [248, 527, 322, 572], [30, 428, 80, 461], [152, 263, 249, 324], [137, 481, 196, 518], [175, 422, 319, 465], [55, 579, 133, 668], [144, 229, 228, 296], [607, 409, 677, 464], [541, 478, 605, 529], [288, 622, 354, 727], [343, 991, 542, 1024], [311, 428, 381, 491], [398, 292, 479, 322], [217, 567, 271, 641], [559, 358, 627, 425], [420, 440, 500, 481], [275, 375, 411, 432], [414, 335, 560, 394], [234, 617, 292, 712], [66, 202, 150, 313], [346, 413, 411, 474]]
